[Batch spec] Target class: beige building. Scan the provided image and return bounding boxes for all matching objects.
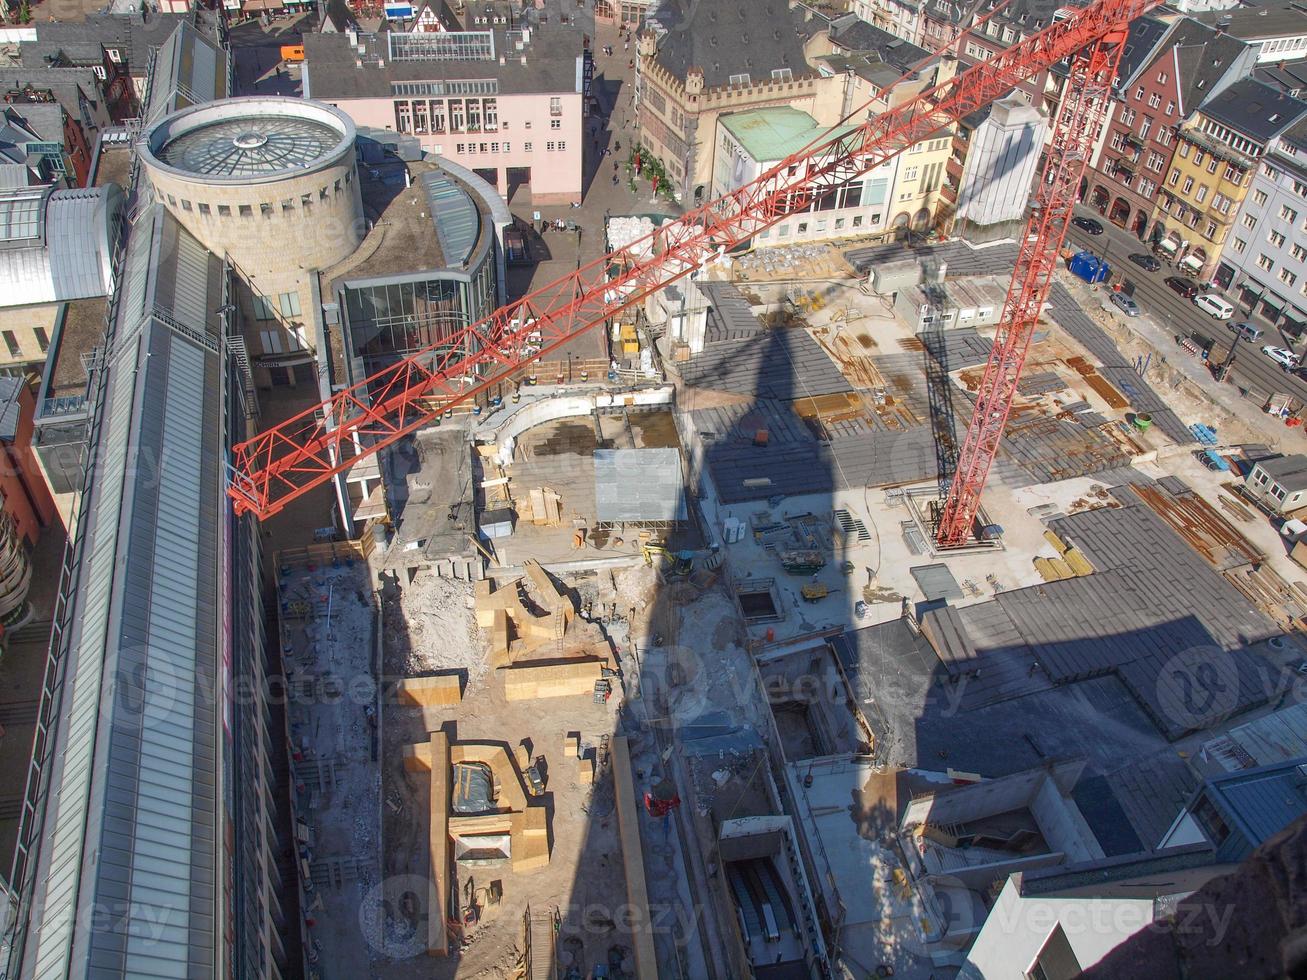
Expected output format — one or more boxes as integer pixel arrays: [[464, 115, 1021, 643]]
[[138, 97, 366, 385]]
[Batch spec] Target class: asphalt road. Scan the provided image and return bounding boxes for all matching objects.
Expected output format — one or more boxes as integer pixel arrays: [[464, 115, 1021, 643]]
[[1064, 204, 1307, 409]]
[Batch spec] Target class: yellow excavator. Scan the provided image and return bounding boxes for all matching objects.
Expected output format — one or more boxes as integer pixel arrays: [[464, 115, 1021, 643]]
[[641, 543, 694, 577]]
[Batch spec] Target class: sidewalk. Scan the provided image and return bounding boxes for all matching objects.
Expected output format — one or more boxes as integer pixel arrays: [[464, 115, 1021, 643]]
[[1060, 272, 1305, 451]]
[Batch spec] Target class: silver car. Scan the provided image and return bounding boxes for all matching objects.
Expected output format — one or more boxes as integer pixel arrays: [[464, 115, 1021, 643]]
[[1109, 291, 1140, 317]]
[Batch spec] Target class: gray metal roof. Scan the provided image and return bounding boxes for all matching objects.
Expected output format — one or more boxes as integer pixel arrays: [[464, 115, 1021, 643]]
[[0, 183, 124, 309], [1197, 77, 1307, 144], [143, 20, 230, 125], [594, 448, 688, 522], [422, 168, 480, 267], [1253, 453, 1307, 490], [1202, 759, 1307, 849], [21, 205, 226, 979]]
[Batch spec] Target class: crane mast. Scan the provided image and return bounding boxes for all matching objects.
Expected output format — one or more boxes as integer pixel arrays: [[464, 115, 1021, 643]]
[[936, 27, 1132, 545], [227, 0, 1157, 521]]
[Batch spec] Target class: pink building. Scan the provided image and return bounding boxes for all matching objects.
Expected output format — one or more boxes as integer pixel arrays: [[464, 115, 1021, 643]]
[[303, 27, 589, 206]]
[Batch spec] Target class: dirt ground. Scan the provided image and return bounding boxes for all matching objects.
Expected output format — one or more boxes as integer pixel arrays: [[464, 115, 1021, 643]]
[[375, 563, 646, 980]]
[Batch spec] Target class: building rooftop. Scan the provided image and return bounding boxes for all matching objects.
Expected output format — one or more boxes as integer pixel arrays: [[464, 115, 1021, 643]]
[[719, 107, 852, 162], [824, 14, 930, 70], [302, 22, 585, 99], [18, 11, 191, 72], [646, 0, 819, 89], [142, 97, 355, 182], [1199, 759, 1307, 850], [0, 375, 24, 441], [0, 183, 124, 308], [1196, 0, 1307, 41], [1158, 19, 1252, 116], [1115, 15, 1173, 89], [1254, 56, 1307, 98], [142, 19, 229, 125], [1253, 452, 1307, 489], [0, 68, 114, 138]]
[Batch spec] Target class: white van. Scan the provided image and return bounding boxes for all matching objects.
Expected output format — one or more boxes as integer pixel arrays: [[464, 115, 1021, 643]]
[[1194, 293, 1235, 319]]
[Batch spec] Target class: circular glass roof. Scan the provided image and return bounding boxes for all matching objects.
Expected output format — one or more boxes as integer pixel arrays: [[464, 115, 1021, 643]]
[[156, 115, 342, 177]]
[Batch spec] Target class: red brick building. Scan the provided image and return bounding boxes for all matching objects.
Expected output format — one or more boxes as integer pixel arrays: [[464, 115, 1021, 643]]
[[1087, 18, 1253, 241], [0, 378, 56, 548]]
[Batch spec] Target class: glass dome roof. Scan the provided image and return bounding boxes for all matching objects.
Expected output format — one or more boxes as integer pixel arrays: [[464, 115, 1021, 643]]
[[155, 115, 341, 177]]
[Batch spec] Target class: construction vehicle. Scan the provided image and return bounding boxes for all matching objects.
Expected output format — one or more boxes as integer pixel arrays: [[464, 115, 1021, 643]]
[[780, 549, 826, 575], [227, 0, 1159, 548], [801, 583, 838, 602], [640, 543, 693, 577]]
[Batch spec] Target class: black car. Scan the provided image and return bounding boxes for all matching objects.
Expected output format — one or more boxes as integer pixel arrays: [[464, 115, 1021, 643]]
[[1128, 252, 1161, 272], [1072, 216, 1104, 235], [1165, 276, 1200, 299]]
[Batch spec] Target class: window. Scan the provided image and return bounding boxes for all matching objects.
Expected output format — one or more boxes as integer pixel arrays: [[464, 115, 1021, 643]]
[[904, 167, 919, 180], [34, 328, 48, 353], [1182, 176, 1194, 194], [797, 221, 809, 234], [550, 119, 561, 129], [1147, 151, 1164, 171], [1179, 141, 1190, 159], [525, 142, 533, 151], [2, 331, 20, 358], [1195, 184, 1208, 203], [834, 217, 845, 229], [180, 200, 192, 211], [1139, 117, 1152, 140], [1157, 71, 1168, 84], [1110, 132, 1125, 151], [1258, 253, 1275, 271], [259, 330, 283, 355], [1207, 158, 1219, 174], [1233, 237, 1247, 254], [1205, 220, 1218, 238], [1271, 230, 1287, 248], [260, 202, 272, 217], [547, 141, 555, 151], [218, 204, 231, 216], [1253, 189, 1269, 206], [549, 96, 561, 116], [771, 68, 793, 81], [1139, 179, 1157, 197], [852, 214, 863, 227], [728, 72, 751, 86], [1165, 100, 1175, 116], [1158, 127, 1172, 147], [278, 292, 301, 317], [1193, 149, 1205, 167], [1148, 92, 1161, 108], [1281, 269, 1299, 287], [1293, 245, 1307, 262], [456, 143, 465, 153], [1135, 86, 1145, 100], [558, 141, 566, 151], [253, 296, 276, 320], [1243, 213, 1258, 229], [1282, 205, 1300, 223], [1120, 107, 1136, 126], [1168, 168, 1180, 186]]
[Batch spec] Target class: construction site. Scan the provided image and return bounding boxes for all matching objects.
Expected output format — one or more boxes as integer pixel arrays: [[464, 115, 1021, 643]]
[[218, 2, 1307, 978], [250, 215, 1307, 978]]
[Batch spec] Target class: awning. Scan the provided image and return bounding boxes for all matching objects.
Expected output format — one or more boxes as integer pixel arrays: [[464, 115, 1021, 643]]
[[242, 0, 281, 11], [1157, 238, 1179, 253], [1179, 253, 1203, 271]]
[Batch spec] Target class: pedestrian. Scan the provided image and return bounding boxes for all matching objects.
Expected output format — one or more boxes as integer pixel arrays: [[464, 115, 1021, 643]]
[[623, 40, 628, 51]]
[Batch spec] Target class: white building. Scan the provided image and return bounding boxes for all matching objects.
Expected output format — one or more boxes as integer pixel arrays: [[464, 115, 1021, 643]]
[[953, 95, 1048, 228], [711, 106, 897, 245]]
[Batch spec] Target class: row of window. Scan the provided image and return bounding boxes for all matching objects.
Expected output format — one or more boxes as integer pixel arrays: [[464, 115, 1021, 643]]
[[450, 141, 566, 154], [1175, 141, 1246, 184], [756, 213, 868, 240], [159, 173, 352, 219]]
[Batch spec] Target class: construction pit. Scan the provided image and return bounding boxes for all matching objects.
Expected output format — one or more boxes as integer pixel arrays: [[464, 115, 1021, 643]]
[[294, 235, 1307, 980]]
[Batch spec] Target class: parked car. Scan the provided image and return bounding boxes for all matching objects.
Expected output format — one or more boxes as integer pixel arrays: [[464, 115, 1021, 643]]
[[1262, 345, 1300, 370], [1109, 291, 1140, 316], [1164, 276, 1200, 299], [1128, 252, 1161, 272], [1072, 215, 1104, 235], [1194, 293, 1235, 319], [1227, 321, 1263, 341]]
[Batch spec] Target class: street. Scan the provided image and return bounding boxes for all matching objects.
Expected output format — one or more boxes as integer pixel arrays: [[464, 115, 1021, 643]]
[[1064, 204, 1307, 411]]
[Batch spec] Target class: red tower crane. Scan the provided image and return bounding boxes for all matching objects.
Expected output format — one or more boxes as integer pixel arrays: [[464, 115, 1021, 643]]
[[227, 0, 1156, 522]]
